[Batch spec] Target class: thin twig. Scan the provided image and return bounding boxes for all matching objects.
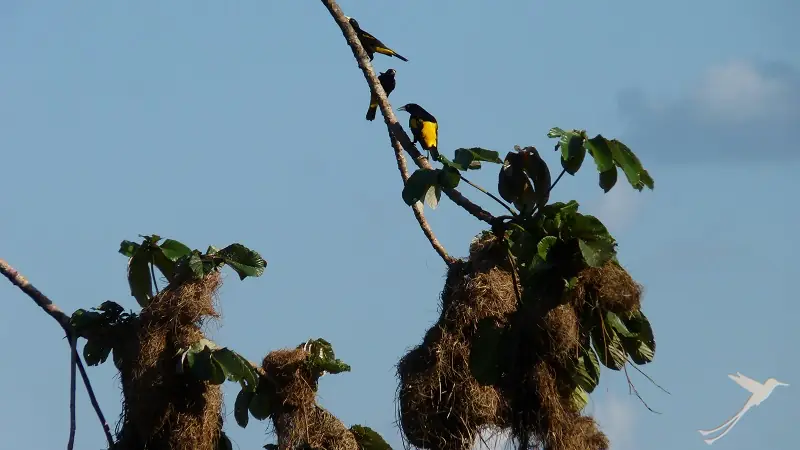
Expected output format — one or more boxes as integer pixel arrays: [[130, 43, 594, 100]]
[[458, 173, 516, 216], [0, 259, 116, 447], [68, 335, 77, 450], [320, 0, 496, 253], [550, 168, 567, 191], [628, 359, 671, 395], [623, 364, 661, 414]]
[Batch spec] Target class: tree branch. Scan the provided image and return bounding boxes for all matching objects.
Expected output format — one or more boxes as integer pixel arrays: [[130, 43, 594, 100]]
[[320, 0, 496, 254], [0, 259, 116, 448]]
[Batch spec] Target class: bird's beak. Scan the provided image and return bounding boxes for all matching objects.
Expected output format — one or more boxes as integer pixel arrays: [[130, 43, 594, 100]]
[[397, 106, 406, 112], [777, 381, 789, 386]]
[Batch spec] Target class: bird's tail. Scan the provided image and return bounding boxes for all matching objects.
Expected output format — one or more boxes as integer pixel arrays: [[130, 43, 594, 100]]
[[393, 52, 409, 62], [366, 104, 378, 121], [429, 146, 440, 161]]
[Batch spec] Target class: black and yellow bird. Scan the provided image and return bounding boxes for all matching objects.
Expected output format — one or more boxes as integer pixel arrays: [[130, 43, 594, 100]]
[[366, 69, 397, 121], [347, 17, 409, 62], [398, 103, 439, 161]]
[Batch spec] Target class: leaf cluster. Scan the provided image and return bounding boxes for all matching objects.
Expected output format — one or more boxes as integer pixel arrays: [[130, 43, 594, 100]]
[[119, 235, 267, 307], [70, 300, 135, 368]]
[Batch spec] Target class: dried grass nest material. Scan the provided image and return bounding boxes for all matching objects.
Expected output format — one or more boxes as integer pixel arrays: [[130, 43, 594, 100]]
[[568, 261, 643, 314], [116, 272, 223, 450], [262, 347, 358, 450]]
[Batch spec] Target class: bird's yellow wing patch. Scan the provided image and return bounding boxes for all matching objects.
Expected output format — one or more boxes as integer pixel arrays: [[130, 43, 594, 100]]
[[420, 120, 438, 149]]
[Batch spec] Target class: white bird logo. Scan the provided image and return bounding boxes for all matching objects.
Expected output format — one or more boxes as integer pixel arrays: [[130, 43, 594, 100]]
[[698, 372, 788, 445]]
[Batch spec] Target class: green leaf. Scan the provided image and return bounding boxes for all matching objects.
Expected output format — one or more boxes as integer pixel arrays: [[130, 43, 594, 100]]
[[248, 384, 272, 420], [112, 348, 124, 371], [621, 310, 656, 365], [559, 130, 586, 175], [159, 239, 192, 261], [234, 389, 253, 428], [127, 250, 153, 306], [437, 166, 461, 189], [83, 339, 112, 366], [547, 127, 566, 139], [584, 135, 615, 173], [454, 148, 502, 169], [578, 239, 616, 268], [498, 152, 536, 214], [350, 425, 393, 450], [574, 346, 601, 394], [213, 348, 259, 391], [304, 338, 352, 376], [571, 385, 589, 411], [118, 240, 140, 258], [187, 252, 205, 278], [218, 432, 233, 450], [217, 244, 267, 280], [605, 311, 634, 338], [591, 324, 628, 371], [516, 146, 552, 209], [598, 168, 618, 193], [424, 185, 441, 210], [536, 236, 558, 261], [402, 169, 440, 206], [188, 346, 226, 384], [609, 140, 653, 191], [469, 318, 505, 385]]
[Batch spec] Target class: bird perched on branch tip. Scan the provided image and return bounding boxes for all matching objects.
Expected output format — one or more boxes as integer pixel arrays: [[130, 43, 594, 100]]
[[346, 16, 409, 62], [398, 103, 439, 161], [366, 69, 397, 121]]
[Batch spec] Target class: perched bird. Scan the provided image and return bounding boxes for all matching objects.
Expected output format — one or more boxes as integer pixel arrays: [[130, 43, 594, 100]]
[[346, 17, 408, 62], [398, 103, 439, 161], [366, 69, 397, 121]]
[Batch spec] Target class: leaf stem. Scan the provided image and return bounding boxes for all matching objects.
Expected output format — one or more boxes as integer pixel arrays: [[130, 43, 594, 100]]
[[550, 168, 567, 192], [458, 173, 517, 216]]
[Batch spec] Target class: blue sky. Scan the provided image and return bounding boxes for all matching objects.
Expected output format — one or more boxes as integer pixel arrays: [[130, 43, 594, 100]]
[[1, 1, 798, 449]]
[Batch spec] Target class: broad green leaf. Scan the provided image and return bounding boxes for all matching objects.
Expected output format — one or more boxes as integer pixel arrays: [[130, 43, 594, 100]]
[[517, 146, 552, 209], [599, 168, 618, 193], [248, 384, 272, 420], [206, 245, 220, 255], [304, 338, 351, 376], [498, 152, 536, 214], [159, 239, 192, 261], [605, 311, 633, 338], [571, 385, 589, 411], [118, 240, 140, 258], [584, 135, 615, 173], [83, 339, 112, 366], [234, 389, 253, 428], [591, 325, 628, 371], [574, 346, 601, 394], [570, 213, 611, 239], [402, 169, 439, 206], [547, 127, 566, 138], [127, 251, 153, 306], [454, 148, 502, 170], [150, 248, 176, 283], [350, 425, 393, 450], [438, 155, 465, 171], [187, 252, 205, 278], [536, 236, 558, 261], [609, 140, 653, 191], [188, 346, 226, 384], [213, 348, 259, 390], [469, 318, 505, 385], [218, 432, 233, 450], [437, 166, 461, 189], [217, 244, 267, 280], [621, 310, 656, 365], [423, 185, 441, 210], [560, 131, 587, 175], [578, 239, 616, 268]]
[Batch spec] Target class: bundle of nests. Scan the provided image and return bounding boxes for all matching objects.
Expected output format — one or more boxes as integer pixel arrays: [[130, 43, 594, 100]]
[[261, 347, 359, 450], [397, 232, 644, 450], [113, 272, 224, 450]]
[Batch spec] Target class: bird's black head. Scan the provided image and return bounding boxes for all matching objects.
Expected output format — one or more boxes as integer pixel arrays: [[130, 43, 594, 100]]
[[397, 103, 420, 114], [382, 69, 397, 78], [347, 17, 360, 29]]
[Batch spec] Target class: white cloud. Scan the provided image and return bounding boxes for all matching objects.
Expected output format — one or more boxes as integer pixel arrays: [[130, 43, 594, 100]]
[[693, 61, 790, 122], [589, 186, 643, 233], [592, 394, 636, 450]]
